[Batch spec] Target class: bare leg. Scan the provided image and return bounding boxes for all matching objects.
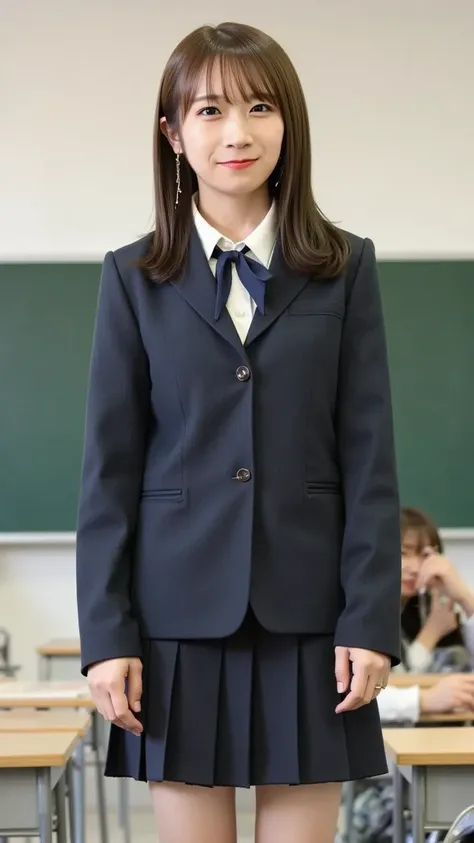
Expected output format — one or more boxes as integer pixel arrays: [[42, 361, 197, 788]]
[[255, 782, 343, 843], [149, 781, 237, 843]]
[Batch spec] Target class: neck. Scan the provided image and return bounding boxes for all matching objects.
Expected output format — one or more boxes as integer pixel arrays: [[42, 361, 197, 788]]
[[196, 183, 272, 242]]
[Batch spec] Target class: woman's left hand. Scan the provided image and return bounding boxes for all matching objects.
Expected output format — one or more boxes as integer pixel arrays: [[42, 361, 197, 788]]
[[334, 646, 390, 713]]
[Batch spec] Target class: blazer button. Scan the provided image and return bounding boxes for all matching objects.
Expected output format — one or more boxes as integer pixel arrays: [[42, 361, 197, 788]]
[[236, 365, 250, 381], [235, 468, 252, 482]]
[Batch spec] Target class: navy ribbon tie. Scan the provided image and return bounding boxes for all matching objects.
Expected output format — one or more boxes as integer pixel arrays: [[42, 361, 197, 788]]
[[212, 245, 272, 320]]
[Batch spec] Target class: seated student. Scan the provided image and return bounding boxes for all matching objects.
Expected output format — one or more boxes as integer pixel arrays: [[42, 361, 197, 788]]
[[400, 506, 474, 672], [378, 671, 474, 722]]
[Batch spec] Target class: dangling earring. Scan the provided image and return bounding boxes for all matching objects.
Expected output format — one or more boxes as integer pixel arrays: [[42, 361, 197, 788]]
[[175, 152, 182, 207], [274, 162, 284, 189]]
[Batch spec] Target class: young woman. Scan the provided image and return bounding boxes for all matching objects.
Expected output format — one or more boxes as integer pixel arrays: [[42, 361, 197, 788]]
[[400, 506, 474, 672], [76, 21, 401, 843]]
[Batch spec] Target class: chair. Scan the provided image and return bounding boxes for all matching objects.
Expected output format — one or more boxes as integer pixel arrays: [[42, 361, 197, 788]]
[[0, 628, 21, 677], [444, 805, 474, 842]]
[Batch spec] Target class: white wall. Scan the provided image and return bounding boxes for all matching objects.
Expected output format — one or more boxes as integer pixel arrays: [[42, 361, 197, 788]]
[[1, 0, 474, 260]]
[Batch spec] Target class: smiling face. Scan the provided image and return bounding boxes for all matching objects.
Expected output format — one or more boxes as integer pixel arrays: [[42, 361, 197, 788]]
[[161, 60, 284, 204]]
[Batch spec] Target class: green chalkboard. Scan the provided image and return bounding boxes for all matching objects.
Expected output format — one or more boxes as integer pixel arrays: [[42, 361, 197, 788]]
[[0, 260, 473, 532], [379, 261, 473, 527]]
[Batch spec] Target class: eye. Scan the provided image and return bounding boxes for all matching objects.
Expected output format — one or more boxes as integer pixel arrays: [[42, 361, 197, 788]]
[[197, 106, 220, 117], [250, 103, 273, 113]]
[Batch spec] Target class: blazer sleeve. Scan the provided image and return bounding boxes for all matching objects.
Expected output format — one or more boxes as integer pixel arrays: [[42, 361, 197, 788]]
[[334, 238, 401, 665], [76, 251, 150, 675]]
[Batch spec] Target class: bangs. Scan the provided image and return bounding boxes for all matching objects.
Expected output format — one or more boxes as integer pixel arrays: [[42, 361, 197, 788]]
[[177, 51, 280, 118]]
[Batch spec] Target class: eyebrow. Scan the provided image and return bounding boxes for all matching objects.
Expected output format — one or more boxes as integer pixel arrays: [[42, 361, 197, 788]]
[[192, 92, 274, 104]]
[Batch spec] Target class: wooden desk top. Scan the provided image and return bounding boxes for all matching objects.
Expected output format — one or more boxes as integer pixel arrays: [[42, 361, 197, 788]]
[[0, 731, 79, 768], [388, 672, 464, 689], [0, 681, 94, 709], [420, 711, 474, 723], [0, 709, 91, 736], [384, 726, 474, 765], [36, 639, 80, 657]]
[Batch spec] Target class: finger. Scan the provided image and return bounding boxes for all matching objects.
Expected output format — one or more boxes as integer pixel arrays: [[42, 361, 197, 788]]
[[335, 687, 365, 713], [335, 670, 368, 713], [94, 691, 117, 723], [334, 647, 351, 694], [110, 688, 143, 735], [456, 693, 474, 711], [127, 663, 143, 714], [365, 675, 379, 705]]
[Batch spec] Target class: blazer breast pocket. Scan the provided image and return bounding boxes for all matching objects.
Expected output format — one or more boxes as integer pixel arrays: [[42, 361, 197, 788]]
[[288, 300, 342, 318]]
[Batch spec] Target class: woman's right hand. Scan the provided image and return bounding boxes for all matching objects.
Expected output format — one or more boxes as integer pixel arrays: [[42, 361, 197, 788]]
[[421, 674, 474, 714], [87, 657, 144, 736], [423, 588, 458, 640]]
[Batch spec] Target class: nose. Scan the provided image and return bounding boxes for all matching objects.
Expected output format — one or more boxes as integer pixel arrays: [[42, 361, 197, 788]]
[[222, 113, 252, 148]]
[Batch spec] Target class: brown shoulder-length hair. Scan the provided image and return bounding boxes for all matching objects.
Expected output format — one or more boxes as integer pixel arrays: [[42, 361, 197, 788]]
[[137, 21, 350, 283], [400, 506, 444, 553]]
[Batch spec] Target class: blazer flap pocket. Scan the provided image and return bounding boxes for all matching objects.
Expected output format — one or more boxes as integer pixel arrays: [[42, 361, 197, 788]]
[[141, 488, 183, 501], [306, 480, 341, 495]]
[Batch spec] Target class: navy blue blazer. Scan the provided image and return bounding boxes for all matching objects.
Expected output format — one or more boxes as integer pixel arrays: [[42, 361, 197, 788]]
[[76, 227, 402, 673]]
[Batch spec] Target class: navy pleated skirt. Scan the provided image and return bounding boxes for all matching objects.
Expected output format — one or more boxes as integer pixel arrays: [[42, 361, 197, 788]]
[[105, 609, 387, 787]]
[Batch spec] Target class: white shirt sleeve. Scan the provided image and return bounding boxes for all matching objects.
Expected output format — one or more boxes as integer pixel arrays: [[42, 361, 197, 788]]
[[377, 685, 420, 723], [404, 638, 435, 672], [461, 613, 474, 662]]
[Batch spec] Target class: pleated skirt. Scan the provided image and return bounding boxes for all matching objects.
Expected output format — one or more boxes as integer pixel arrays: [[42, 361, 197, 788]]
[[105, 608, 387, 787]]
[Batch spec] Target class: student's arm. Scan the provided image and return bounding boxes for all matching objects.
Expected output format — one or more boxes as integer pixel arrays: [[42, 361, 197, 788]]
[[334, 238, 401, 666], [460, 615, 474, 662], [404, 638, 436, 672], [377, 685, 420, 723], [76, 251, 150, 675], [417, 554, 474, 662]]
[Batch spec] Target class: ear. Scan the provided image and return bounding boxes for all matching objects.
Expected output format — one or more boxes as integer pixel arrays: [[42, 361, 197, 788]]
[[159, 117, 181, 155]]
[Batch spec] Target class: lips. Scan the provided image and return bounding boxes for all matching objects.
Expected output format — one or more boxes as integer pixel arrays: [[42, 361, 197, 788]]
[[218, 159, 257, 169]]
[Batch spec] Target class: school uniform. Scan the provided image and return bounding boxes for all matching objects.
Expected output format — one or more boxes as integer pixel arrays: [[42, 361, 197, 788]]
[[76, 199, 401, 787]]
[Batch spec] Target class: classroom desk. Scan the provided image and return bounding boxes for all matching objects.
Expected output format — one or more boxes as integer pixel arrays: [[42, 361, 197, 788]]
[[0, 710, 91, 843], [37, 639, 81, 681], [388, 672, 462, 689], [0, 681, 105, 843], [420, 710, 474, 723], [384, 726, 474, 843], [0, 730, 78, 843], [36, 643, 132, 843]]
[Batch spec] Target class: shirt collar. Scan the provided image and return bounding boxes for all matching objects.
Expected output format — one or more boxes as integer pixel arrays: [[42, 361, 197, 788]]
[[192, 195, 277, 267]]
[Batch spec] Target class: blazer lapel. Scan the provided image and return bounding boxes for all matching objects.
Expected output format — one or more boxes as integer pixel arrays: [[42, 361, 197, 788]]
[[170, 226, 311, 351], [244, 237, 311, 347], [170, 225, 245, 354]]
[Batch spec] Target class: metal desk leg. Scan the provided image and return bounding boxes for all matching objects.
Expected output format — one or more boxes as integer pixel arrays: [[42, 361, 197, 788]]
[[55, 773, 68, 843], [37, 767, 53, 843], [393, 765, 405, 843], [38, 654, 52, 681], [69, 737, 86, 843], [66, 758, 77, 843], [118, 779, 132, 843], [411, 766, 426, 843], [91, 710, 109, 843]]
